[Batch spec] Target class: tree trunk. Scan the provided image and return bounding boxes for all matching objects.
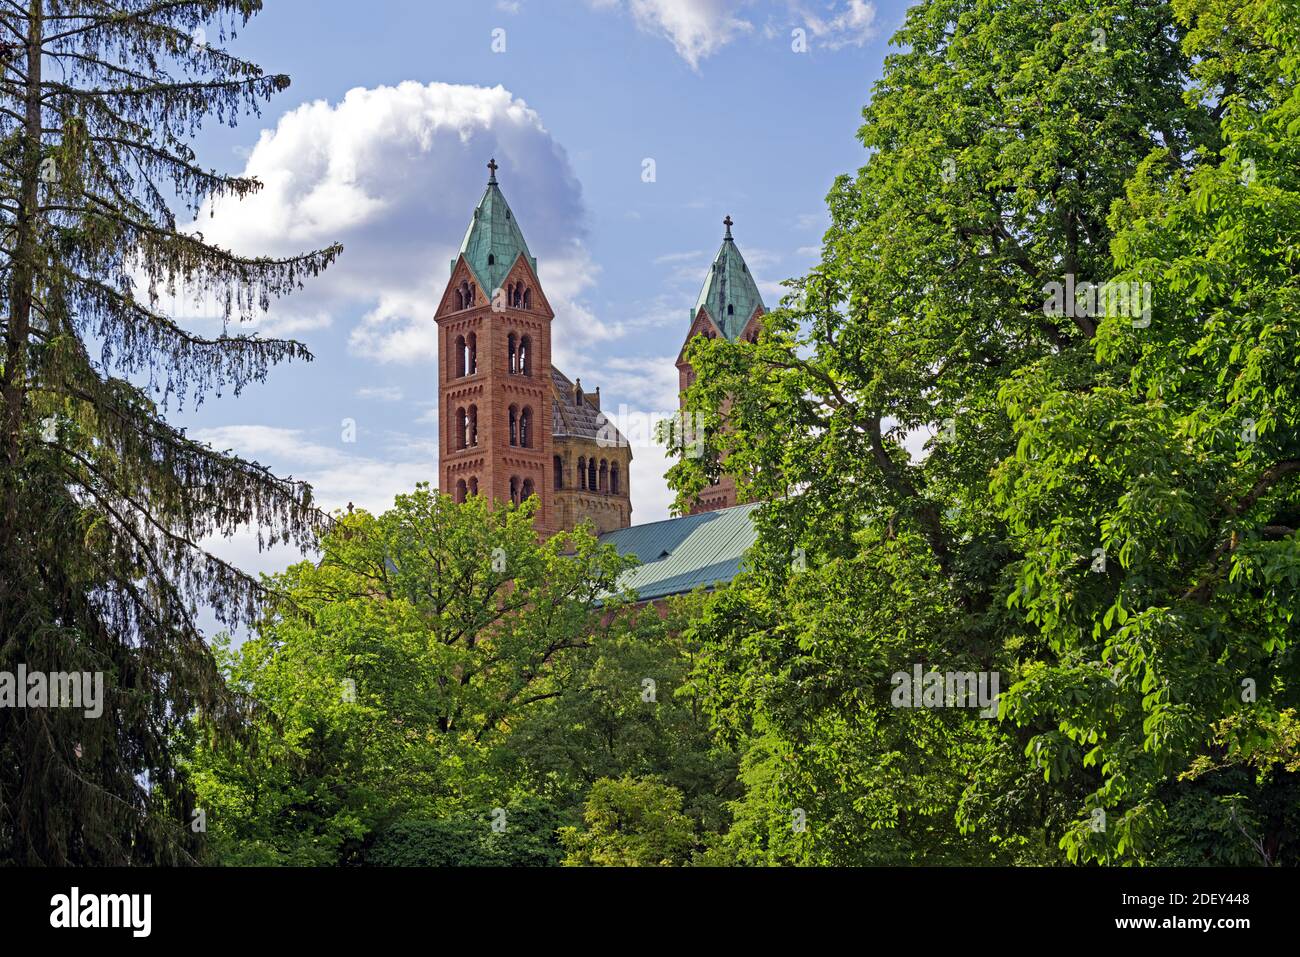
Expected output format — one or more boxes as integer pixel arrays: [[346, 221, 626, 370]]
[[0, 2, 43, 563]]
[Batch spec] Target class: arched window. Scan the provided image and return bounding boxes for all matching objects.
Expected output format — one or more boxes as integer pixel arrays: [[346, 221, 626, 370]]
[[488, 254, 495, 266], [509, 405, 519, 447], [522, 477, 535, 500], [455, 335, 466, 377], [468, 477, 479, 497], [599, 459, 608, 492], [554, 455, 564, 489], [518, 336, 531, 376], [523, 288, 531, 310], [587, 458, 597, 490], [466, 332, 478, 374], [455, 479, 467, 503], [455, 408, 468, 451], [456, 279, 474, 310], [507, 333, 517, 374], [468, 405, 478, 447], [727, 303, 734, 315], [519, 406, 532, 448], [610, 463, 620, 494], [509, 476, 520, 505], [578, 456, 586, 490]]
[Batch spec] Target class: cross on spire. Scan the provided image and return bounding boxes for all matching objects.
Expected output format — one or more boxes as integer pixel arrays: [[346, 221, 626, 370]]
[[487, 158, 499, 184], [723, 215, 734, 240]]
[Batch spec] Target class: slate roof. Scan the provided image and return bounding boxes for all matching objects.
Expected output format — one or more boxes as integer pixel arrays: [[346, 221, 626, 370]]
[[550, 365, 628, 450], [694, 220, 765, 341], [598, 502, 759, 602], [453, 167, 537, 296]]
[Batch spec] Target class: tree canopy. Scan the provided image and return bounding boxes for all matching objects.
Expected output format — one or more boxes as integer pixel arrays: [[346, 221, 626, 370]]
[[668, 0, 1300, 865], [7, 0, 1297, 869], [0, 1, 338, 863]]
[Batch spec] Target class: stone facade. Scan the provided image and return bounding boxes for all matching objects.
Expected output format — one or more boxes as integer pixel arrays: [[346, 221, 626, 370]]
[[550, 367, 633, 535], [675, 218, 766, 515], [436, 161, 631, 538]]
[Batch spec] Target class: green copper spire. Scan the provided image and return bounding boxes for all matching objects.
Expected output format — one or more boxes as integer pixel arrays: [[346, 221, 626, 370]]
[[452, 157, 537, 295], [693, 215, 764, 340]]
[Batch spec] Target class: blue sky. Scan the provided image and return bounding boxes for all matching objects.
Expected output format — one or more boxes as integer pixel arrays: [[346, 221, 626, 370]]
[[177, 0, 913, 579]]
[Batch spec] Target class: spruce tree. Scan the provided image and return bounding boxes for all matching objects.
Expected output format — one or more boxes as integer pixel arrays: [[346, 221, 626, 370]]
[[0, 0, 340, 864]]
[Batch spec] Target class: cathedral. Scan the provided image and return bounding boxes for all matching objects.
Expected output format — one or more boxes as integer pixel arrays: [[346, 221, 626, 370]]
[[437, 159, 764, 600]]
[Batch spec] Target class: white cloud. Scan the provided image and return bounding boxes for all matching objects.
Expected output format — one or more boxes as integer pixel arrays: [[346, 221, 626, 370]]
[[194, 424, 437, 518], [629, 434, 679, 523], [795, 0, 878, 49], [588, 1, 877, 66], [193, 424, 439, 590], [587, 355, 683, 414], [591, 0, 754, 69], [191, 81, 601, 365], [560, 356, 684, 523], [737, 245, 783, 272]]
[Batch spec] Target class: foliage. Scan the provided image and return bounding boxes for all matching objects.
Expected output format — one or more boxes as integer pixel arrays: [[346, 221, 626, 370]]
[[187, 487, 641, 864], [28, 0, 1300, 868], [501, 590, 741, 836], [558, 776, 699, 867], [666, 0, 1300, 865], [994, 0, 1300, 863], [0, 0, 337, 864], [366, 799, 573, 868]]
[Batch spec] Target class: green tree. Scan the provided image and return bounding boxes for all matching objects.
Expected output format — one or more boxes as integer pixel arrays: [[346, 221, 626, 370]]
[[365, 798, 573, 868], [502, 590, 741, 838], [994, 0, 1300, 863], [0, 1, 338, 864], [665, 0, 1300, 865], [559, 775, 699, 867], [187, 487, 637, 865]]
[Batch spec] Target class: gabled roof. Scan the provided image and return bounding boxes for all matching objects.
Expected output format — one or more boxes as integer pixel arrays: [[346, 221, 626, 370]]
[[598, 502, 759, 602], [453, 161, 537, 296], [693, 218, 765, 341], [550, 365, 628, 451]]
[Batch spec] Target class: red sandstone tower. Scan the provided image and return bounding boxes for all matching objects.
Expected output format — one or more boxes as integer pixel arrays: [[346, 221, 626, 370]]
[[436, 159, 557, 534], [676, 215, 766, 514], [436, 159, 632, 537]]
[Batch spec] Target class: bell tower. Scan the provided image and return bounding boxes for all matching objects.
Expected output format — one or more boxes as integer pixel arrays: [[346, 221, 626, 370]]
[[676, 215, 765, 514], [436, 159, 556, 534]]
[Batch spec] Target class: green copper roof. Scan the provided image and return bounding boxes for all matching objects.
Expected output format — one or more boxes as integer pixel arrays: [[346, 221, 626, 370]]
[[598, 502, 759, 603], [452, 160, 537, 295], [694, 217, 765, 340]]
